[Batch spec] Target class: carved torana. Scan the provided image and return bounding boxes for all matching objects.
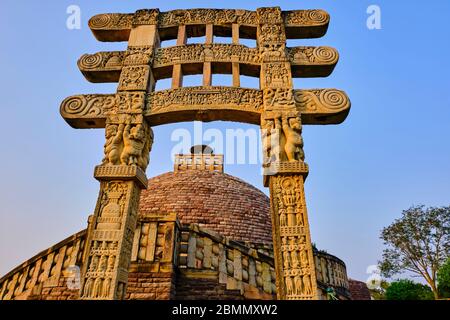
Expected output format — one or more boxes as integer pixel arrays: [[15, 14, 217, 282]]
[[56, 6, 350, 300]]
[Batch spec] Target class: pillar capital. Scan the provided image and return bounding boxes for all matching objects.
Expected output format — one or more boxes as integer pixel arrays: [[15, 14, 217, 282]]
[[94, 165, 148, 189]]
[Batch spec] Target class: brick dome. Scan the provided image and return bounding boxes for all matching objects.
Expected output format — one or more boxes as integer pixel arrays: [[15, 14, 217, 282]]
[[139, 170, 272, 243]]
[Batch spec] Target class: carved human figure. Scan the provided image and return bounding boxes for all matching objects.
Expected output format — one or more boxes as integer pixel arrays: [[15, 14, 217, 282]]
[[137, 127, 153, 170], [302, 274, 313, 295], [89, 255, 99, 272], [83, 277, 93, 298], [285, 276, 294, 296], [283, 248, 290, 269], [107, 255, 115, 272], [271, 117, 283, 162], [93, 277, 103, 298], [300, 250, 309, 268], [282, 116, 304, 162], [102, 278, 111, 298], [98, 255, 108, 272], [117, 283, 125, 300], [296, 210, 304, 226], [120, 119, 146, 166], [294, 274, 303, 295], [279, 208, 287, 226], [261, 118, 274, 165], [290, 250, 299, 269], [104, 123, 125, 165]]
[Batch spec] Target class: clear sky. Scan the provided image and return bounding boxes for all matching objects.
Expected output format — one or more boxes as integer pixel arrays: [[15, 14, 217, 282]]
[[0, 0, 449, 283]]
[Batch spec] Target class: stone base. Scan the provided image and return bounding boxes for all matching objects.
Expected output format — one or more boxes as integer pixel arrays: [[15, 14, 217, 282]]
[[94, 165, 148, 189]]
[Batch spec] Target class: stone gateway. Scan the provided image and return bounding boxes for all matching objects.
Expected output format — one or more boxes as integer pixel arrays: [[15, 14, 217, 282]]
[[0, 7, 351, 300]]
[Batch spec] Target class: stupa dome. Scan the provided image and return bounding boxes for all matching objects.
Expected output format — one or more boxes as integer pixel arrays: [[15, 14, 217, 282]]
[[139, 169, 272, 244]]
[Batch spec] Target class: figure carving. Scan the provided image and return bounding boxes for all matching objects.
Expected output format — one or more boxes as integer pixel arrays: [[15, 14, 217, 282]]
[[103, 124, 124, 165], [302, 274, 313, 295], [294, 274, 303, 295], [120, 119, 146, 166], [92, 277, 103, 298], [300, 250, 309, 268], [83, 277, 93, 298], [283, 248, 290, 269], [285, 276, 294, 296], [282, 116, 304, 162]]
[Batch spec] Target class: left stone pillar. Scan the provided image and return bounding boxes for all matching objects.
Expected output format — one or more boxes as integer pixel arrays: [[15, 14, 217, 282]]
[[80, 9, 160, 300]]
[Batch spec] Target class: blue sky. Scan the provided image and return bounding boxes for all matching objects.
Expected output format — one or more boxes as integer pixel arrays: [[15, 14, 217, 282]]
[[0, 0, 449, 283]]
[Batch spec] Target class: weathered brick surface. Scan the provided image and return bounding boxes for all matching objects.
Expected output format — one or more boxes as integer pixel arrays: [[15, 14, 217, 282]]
[[125, 272, 175, 300], [175, 272, 244, 300], [348, 279, 371, 300], [28, 277, 80, 300], [139, 170, 272, 244]]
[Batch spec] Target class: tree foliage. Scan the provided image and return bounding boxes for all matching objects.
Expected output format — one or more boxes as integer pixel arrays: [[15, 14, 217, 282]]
[[385, 279, 434, 300], [437, 258, 450, 298], [368, 280, 389, 300], [379, 205, 450, 299]]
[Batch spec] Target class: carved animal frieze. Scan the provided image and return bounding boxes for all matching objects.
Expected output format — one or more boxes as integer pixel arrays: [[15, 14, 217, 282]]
[[146, 86, 264, 114]]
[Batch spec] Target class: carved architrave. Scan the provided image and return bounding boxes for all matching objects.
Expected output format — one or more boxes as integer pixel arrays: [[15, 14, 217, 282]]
[[157, 9, 257, 27], [123, 46, 154, 66], [288, 46, 338, 65], [153, 44, 261, 67], [283, 10, 330, 26], [78, 46, 338, 83], [88, 9, 330, 42], [257, 7, 283, 25], [59, 89, 350, 128], [78, 52, 125, 71], [294, 89, 351, 124], [132, 9, 160, 26], [147, 87, 263, 113]]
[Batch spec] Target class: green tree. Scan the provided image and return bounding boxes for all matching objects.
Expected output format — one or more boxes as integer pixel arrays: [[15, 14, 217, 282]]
[[369, 280, 390, 300], [385, 279, 434, 300], [437, 258, 450, 298], [379, 205, 450, 299]]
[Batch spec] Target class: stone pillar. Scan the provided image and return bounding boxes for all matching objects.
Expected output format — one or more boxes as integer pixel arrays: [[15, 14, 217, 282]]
[[79, 9, 160, 300], [257, 7, 319, 300]]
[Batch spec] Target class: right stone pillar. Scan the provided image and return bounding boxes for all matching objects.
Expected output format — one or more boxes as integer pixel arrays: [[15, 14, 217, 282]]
[[257, 7, 319, 300]]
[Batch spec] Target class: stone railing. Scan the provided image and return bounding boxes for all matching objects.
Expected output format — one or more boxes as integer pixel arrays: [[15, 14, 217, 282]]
[[315, 251, 350, 299], [174, 154, 224, 173], [178, 224, 277, 299], [0, 218, 350, 300], [0, 230, 86, 300]]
